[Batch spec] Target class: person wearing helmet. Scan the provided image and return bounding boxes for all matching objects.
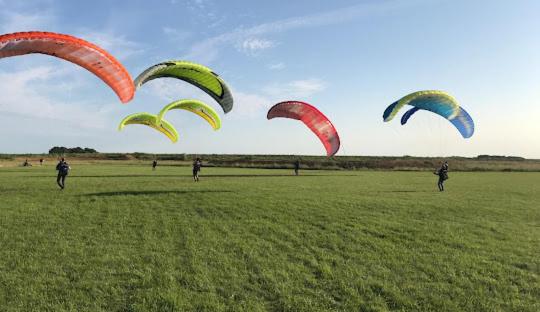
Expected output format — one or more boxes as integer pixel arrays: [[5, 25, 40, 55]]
[[193, 158, 202, 182], [434, 161, 449, 191], [56, 158, 71, 189]]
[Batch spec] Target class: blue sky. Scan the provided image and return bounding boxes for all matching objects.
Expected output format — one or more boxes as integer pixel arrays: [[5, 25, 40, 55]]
[[1, 0, 539, 157]]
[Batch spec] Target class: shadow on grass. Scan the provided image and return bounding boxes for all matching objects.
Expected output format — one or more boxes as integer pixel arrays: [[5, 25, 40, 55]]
[[20, 174, 324, 179], [42, 174, 349, 178], [200, 174, 345, 178], [82, 190, 233, 197], [24, 173, 362, 180], [379, 190, 433, 193], [72, 175, 179, 178], [22, 175, 178, 178]]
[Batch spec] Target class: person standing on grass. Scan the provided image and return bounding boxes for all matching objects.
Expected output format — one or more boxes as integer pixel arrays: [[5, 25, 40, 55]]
[[152, 159, 158, 171], [434, 161, 449, 191], [193, 158, 202, 182], [39, 158, 44, 166], [56, 157, 71, 190], [294, 159, 300, 176]]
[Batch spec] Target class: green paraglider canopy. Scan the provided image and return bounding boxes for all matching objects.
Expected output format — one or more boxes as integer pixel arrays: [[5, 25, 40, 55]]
[[118, 112, 179, 143], [157, 99, 221, 130], [134, 61, 233, 113]]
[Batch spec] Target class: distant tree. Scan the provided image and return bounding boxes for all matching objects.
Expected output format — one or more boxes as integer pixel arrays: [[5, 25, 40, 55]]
[[476, 155, 525, 161], [48, 146, 98, 154], [48, 146, 66, 154]]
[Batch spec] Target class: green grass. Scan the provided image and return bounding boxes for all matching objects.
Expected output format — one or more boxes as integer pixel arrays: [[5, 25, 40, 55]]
[[0, 165, 538, 311]]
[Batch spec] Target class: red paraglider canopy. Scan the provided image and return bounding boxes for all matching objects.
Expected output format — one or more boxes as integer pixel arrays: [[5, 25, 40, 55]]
[[267, 101, 340, 156], [0, 31, 134, 103]]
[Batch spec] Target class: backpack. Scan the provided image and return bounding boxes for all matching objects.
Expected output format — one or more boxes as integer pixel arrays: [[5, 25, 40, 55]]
[[59, 162, 69, 175]]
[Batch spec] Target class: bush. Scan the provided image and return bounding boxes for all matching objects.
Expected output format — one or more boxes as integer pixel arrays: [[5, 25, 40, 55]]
[[49, 146, 97, 154]]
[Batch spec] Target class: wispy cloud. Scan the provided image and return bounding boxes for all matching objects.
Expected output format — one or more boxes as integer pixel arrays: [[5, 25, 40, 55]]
[[231, 90, 273, 117], [162, 27, 179, 35], [268, 62, 285, 70], [229, 78, 326, 118], [263, 78, 326, 99], [162, 27, 192, 43], [77, 30, 144, 60], [0, 67, 113, 129], [184, 0, 418, 63], [141, 78, 215, 103], [0, 9, 54, 33], [237, 38, 276, 55], [181, 0, 222, 26], [187, 0, 209, 10]]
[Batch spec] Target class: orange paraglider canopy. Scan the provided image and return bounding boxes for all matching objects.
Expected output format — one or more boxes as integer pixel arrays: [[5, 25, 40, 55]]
[[0, 31, 134, 103]]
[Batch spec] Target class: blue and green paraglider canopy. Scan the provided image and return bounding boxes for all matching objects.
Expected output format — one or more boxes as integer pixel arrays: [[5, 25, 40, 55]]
[[384, 90, 474, 139]]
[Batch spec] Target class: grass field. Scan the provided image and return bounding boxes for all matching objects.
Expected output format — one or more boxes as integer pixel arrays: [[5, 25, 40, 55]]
[[0, 164, 538, 311]]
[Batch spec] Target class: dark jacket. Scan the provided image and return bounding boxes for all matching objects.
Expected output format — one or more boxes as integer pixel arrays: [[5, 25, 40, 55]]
[[193, 161, 202, 172], [437, 168, 448, 180], [56, 161, 70, 175]]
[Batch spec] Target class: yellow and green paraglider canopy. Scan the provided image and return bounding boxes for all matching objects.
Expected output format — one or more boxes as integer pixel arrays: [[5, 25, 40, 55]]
[[134, 60, 233, 113], [157, 99, 221, 131], [118, 112, 179, 143]]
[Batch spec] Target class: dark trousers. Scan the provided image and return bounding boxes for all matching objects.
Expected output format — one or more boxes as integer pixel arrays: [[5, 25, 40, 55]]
[[438, 178, 444, 191], [57, 174, 67, 189]]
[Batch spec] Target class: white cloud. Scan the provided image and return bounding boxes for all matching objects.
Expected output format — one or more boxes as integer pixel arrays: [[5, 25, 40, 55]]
[[268, 62, 285, 70], [141, 78, 214, 103], [184, 0, 419, 62], [230, 90, 273, 117], [190, 0, 208, 10], [207, 16, 227, 29], [162, 27, 192, 43], [162, 27, 177, 35], [182, 0, 221, 25], [263, 79, 326, 98], [0, 67, 112, 129], [0, 10, 54, 33], [226, 78, 326, 118], [237, 38, 276, 55], [183, 39, 220, 64], [77, 30, 143, 60]]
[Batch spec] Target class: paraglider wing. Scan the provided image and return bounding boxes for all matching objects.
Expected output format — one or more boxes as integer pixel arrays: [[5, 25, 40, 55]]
[[400, 107, 421, 125], [383, 101, 399, 122], [383, 90, 460, 122], [400, 105, 474, 138], [157, 99, 221, 130], [267, 101, 340, 156], [0, 31, 134, 103], [118, 113, 179, 143], [134, 61, 233, 113], [450, 107, 474, 138]]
